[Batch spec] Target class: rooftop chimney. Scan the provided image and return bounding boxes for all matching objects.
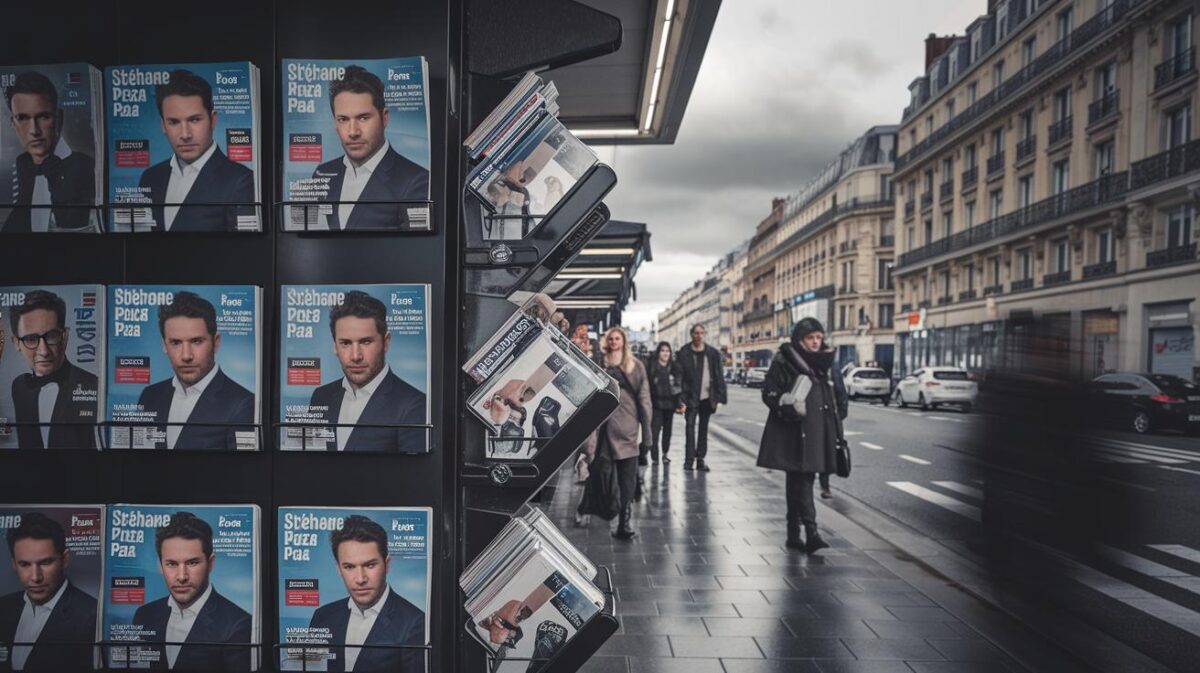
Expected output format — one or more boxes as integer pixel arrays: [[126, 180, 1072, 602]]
[[925, 33, 958, 70]]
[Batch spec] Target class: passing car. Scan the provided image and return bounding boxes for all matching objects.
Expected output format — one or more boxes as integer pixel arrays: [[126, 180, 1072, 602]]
[[745, 366, 769, 388], [844, 366, 892, 404], [1087, 373, 1200, 435], [893, 366, 978, 411]]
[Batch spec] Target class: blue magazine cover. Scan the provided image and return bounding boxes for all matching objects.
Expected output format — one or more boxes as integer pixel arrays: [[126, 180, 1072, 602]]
[[102, 504, 260, 670], [106, 285, 261, 450], [105, 62, 261, 232], [0, 285, 105, 449], [0, 63, 104, 233], [279, 284, 430, 453], [282, 57, 431, 231], [277, 506, 431, 672], [0, 504, 104, 670]]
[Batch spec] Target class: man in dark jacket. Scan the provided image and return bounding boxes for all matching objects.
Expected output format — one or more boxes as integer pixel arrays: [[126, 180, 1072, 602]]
[[676, 324, 726, 471]]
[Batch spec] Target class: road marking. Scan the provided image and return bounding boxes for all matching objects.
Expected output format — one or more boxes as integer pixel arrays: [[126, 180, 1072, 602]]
[[898, 454, 931, 465], [860, 442, 884, 451], [735, 416, 765, 427], [886, 481, 981, 521], [1096, 438, 1200, 459], [845, 431, 863, 436], [1159, 465, 1200, 477], [1149, 544, 1200, 566], [932, 480, 983, 499], [1099, 546, 1200, 598], [1092, 447, 1181, 464]]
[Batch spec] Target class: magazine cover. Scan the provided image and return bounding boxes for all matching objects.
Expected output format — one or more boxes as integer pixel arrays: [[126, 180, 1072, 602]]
[[0, 504, 103, 670], [102, 505, 260, 670], [281, 57, 430, 231], [277, 507, 431, 672], [105, 62, 261, 232], [279, 284, 430, 453], [0, 63, 104, 233], [106, 285, 261, 450], [0, 285, 105, 449], [469, 544, 602, 673]]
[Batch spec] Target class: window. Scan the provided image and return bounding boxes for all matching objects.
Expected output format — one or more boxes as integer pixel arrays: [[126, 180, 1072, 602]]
[[926, 116, 934, 135], [943, 210, 953, 238], [1166, 104, 1191, 149], [909, 128, 917, 150], [965, 143, 977, 167], [942, 156, 953, 179], [1020, 109, 1035, 140], [1053, 87, 1071, 121], [907, 179, 917, 202], [990, 188, 1004, 218], [1018, 248, 1033, 279], [924, 219, 933, 244], [1052, 159, 1070, 194], [1053, 237, 1070, 272], [880, 175, 893, 200], [967, 82, 978, 106], [940, 270, 951, 299], [1096, 227, 1114, 263], [1057, 7, 1074, 42], [907, 225, 915, 249], [994, 60, 1006, 88], [965, 263, 976, 291], [1018, 174, 1034, 207], [965, 201, 977, 228], [1096, 60, 1117, 96], [998, 4, 1010, 39], [1022, 36, 1037, 67], [1095, 139, 1115, 176], [1170, 13, 1193, 58], [1167, 204, 1194, 247], [989, 256, 1002, 285], [924, 169, 934, 193], [991, 126, 1005, 155], [946, 99, 956, 120], [878, 303, 895, 329], [839, 305, 849, 330], [878, 259, 894, 290]]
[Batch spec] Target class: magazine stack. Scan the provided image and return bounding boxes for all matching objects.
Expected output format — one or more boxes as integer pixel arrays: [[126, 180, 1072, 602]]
[[463, 72, 598, 241], [463, 295, 611, 460], [460, 507, 605, 672]]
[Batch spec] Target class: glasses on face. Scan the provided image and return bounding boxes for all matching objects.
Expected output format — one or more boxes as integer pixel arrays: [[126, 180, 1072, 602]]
[[16, 329, 64, 349]]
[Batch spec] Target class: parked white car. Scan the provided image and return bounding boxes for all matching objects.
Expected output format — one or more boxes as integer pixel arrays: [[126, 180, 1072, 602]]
[[745, 367, 769, 388], [892, 366, 978, 411], [843, 367, 892, 403]]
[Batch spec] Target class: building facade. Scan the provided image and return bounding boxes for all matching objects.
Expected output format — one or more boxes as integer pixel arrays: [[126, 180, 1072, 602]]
[[892, 0, 1200, 382]]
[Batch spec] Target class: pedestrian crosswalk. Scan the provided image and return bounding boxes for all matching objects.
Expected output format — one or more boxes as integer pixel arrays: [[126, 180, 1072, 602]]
[[1089, 437, 1200, 465]]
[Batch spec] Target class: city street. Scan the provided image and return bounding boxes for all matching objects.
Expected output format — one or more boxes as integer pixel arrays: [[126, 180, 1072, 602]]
[[704, 383, 1200, 671]]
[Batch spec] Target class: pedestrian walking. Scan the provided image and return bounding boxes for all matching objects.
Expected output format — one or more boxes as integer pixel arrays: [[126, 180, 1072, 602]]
[[677, 323, 726, 471], [645, 341, 685, 466], [583, 326, 653, 539], [755, 317, 847, 553]]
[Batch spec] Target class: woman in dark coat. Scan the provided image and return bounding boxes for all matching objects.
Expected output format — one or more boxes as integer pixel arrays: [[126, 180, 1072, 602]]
[[756, 317, 846, 553], [644, 341, 685, 465]]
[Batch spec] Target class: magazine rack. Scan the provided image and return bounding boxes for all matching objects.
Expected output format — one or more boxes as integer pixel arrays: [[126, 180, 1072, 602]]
[[104, 201, 266, 233], [273, 199, 435, 233], [0, 203, 105, 233]]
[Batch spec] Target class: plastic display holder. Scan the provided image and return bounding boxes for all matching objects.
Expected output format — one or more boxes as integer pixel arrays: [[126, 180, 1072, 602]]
[[105, 201, 266, 233], [0, 204, 105, 233], [274, 199, 435, 233], [100, 420, 262, 450], [272, 420, 435, 451], [271, 642, 433, 672]]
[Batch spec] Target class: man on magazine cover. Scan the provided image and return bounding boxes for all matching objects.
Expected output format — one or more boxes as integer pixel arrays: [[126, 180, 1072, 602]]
[[310, 65, 429, 230], [137, 69, 255, 232], [135, 291, 254, 449], [2, 70, 97, 233], [130, 512, 251, 672], [8, 289, 98, 449], [307, 291, 426, 452], [0, 513, 97, 672], [307, 516, 425, 673]]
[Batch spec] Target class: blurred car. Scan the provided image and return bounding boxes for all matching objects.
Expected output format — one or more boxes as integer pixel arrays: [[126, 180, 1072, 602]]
[[844, 366, 891, 403], [893, 366, 978, 411], [1086, 373, 1200, 435], [745, 366, 769, 388]]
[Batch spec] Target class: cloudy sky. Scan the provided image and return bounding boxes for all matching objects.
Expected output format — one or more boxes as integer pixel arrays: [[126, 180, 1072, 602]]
[[592, 0, 987, 331]]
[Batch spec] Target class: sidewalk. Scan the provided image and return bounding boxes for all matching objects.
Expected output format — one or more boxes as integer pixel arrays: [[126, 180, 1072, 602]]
[[544, 422, 1055, 673]]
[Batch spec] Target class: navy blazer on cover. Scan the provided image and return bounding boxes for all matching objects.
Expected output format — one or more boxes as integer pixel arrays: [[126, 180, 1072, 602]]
[[137, 146, 255, 232], [9, 362, 99, 449], [135, 369, 255, 450], [307, 589, 425, 673], [0, 582, 97, 672], [306, 370, 427, 452], [311, 147, 429, 230], [129, 588, 252, 672]]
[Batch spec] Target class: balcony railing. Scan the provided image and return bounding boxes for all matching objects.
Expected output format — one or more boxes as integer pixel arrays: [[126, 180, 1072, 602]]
[[986, 152, 1006, 176], [1082, 260, 1117, 279], [1146, 242, 1197, 268], [961, 166, 978, 191], [1087, 90, 1120, 125], [918, 300, 931, 309], [958, 289, 978, 301], [904, 200, 915, 218], [893, 0, 1136, 172], [1043, 270, 1072, 286], [983, 284, 1003, 296], [838, 240, 858, 254], [900, 303, 914, 312], [937, 296, 954, 306], [743, 307, 776, 323], [1016, 135, 1037, 161], [920, 192, 934, 210], [878, 235, 895, 247], [1155, 47, 1196, 90], [1130, 137, 1200, 190], [939, 181, 955, 202], [1048, 116, 1073, 146], [896, 172, 1128, 269], [1011, 278, 1034, 291]]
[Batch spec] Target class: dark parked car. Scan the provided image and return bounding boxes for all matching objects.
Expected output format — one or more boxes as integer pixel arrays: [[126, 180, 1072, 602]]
[[1087, 373, 1200, 435]]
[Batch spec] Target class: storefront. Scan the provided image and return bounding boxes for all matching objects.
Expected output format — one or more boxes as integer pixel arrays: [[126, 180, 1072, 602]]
[[1146, 301, 1195, 380]]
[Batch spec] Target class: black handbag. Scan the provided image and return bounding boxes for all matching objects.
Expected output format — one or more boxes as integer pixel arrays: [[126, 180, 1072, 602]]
[[835, 437, 851, 478], [577, 435, 620, 520]]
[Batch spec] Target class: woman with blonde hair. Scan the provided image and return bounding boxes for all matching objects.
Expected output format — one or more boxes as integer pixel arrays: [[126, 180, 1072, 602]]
[[583, 326, 653, 539]]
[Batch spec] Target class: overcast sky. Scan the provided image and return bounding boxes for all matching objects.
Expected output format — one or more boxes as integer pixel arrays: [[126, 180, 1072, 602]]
[[592, 0, 986, 332]]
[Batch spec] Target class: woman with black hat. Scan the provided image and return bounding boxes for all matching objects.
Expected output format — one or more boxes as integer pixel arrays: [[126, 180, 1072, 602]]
[[755, 317, 847, 553]]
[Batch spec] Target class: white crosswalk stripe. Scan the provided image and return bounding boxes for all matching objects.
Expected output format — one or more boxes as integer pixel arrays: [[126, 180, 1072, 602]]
[[844, 431, 863, 436], [932, 480, 984, 499], [886, 481, 980, 521], [860, 442, 884, 450], [1149, 544, 1200, 566], [898, 454, 931, 465]]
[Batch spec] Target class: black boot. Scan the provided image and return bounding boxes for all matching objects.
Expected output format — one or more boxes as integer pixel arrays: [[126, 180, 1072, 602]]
[[634, 474, 645, 502], [805, 524, 829, 554], [613, 503, 636, 540], [696, 458, 711, 472], [785, 517, 803, 550]]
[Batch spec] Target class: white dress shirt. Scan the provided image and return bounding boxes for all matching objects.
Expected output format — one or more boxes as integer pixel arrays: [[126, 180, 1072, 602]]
[[11, 579, 69, 670], [336, 365, 389, 451], [343, 586, 389, 672], [30, 138, 73, 233], [335, 141, 389, 229], [164, 582, 212, 669], [37, 381, 58, 447], [166, 365, 220, 449], [163, 141, 217, 230]]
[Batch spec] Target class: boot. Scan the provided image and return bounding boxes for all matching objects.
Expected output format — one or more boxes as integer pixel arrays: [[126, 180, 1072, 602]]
[[804, 524, 829, 554], [613, 503, 636, 540], [785, 517, 803, 551], [634, 473, 645, 502], [696, 458, 711, 472]]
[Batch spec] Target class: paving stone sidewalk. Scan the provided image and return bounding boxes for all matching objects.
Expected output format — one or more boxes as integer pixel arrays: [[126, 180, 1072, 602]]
[[543, 425, 1025, 673]]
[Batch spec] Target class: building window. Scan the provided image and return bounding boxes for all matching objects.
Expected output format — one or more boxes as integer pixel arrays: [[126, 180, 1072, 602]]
[[991, 126, 1005, 155], [993, 60, 1006, 88], [1052, 159, 1070, 194], [1057, 7, 1074, 42], [839, 305, 849, 330], [1053, 87, 1071, 122], [965, 263, 976, 291], [907, 225, 915, 249], [1170, 12, 1193, 58], [998, 4, 1010, 39], [940, 270, 951, 299], [1022, 36, 1037, 67], [924, 169, 934, 194], [965, 200, 977, 228], [1018, 174, 1034, 207], [942, 211, 953, 238], [942, 156, 953, 179], [1018, 248, 1033, 279], [926, 116, 934, 135], [879, 303, 895, 329], [965, 143, 977, 169], [1166, 104, 1191, 149], [1096, 227, 1114, 263], [1020, 109, 1034, 140], [924, 219, 933, 244], [946, 99, 956, 120], [1053, 237, 1070, 272], [990, 188, 1004, 218], [989, 256, 1002, 285], [1096, 60, 1117, 97], [880, 175, 893, 200], [1167, 204, 1194, 247], [967, 82, 978, 106], [1095, 139, 1115, 176], [909, 128, 917, 149]]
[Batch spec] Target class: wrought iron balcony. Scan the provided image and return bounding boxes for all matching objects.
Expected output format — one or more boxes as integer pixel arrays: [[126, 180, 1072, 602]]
[[838, 240, 858, 254], [1016, 135, 1037, 162], [1048, 116, 1073, 146], [1146, 243, 1197, 268], [905, 200, 915, 218], [1087, 90, 1119, 125], [1043, 270, 1071, 286], [958, 289, 978, 301], [986, 152, 1006, 177], [918, 300, 931, 309], [961, 166, 978, 191], [743, 307, 776, 323], [1130, 138, 1200, 190], [937, 295, 954, 306], [920, 192, 934, 210], [900, 303, 914, 313], [878, 235, 895, 247], [939, 181, 954, 202], [983, 284, 1003, 296], [1155, 47, 1196, 90], [1011, 278, 1034, 292], [1082, 260, 1116, 279]]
